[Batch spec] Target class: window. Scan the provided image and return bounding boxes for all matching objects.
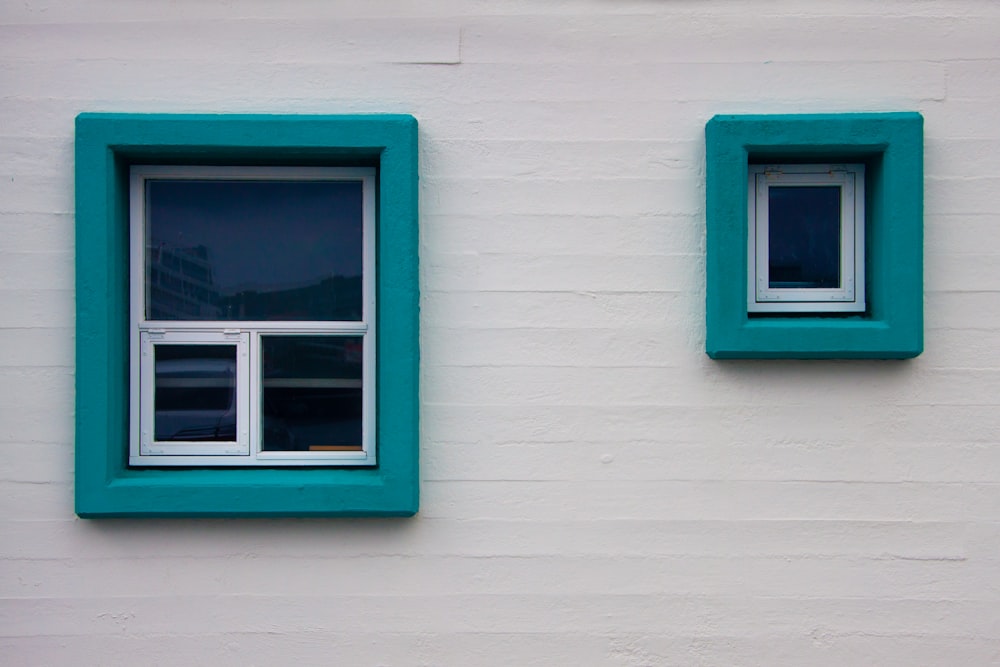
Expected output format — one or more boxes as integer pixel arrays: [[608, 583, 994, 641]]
[[747, 164, 865, 313], [130, 166, 376, 466], [75, 114, 418, 517], [705, 112, 923, 359]]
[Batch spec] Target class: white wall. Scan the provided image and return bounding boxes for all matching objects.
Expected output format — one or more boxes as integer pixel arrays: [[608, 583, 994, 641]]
[[3, 1, 1000, 664]]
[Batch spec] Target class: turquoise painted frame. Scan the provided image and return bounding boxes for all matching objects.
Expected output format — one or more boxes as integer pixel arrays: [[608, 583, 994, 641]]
[[75, 114, 419, 517], [705, 113, 923, 359]]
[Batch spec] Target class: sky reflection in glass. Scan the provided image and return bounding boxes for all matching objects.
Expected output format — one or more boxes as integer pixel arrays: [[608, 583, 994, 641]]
[[146, 179, 363, 321]]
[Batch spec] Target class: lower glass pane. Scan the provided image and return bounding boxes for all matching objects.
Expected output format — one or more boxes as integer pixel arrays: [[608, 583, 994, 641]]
[[260, 336, 364, 452], [154, 344, 238, 442], [768, 186, 841, 289]]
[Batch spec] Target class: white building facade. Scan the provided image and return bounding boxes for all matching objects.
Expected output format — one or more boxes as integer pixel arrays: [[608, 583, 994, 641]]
[[3, 1, 1000, 663]]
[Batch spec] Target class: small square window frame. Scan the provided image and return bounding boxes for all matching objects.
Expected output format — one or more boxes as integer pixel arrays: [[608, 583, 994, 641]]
[[748, 163, 865, 313], [75, 113, 419, 517], [705, 112, 923, 359]]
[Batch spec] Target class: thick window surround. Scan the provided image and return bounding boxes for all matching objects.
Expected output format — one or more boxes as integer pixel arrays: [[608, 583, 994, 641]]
[[75, 113, 419, 517], [748, 163, 865, 313], [705, 112, 923, 359]]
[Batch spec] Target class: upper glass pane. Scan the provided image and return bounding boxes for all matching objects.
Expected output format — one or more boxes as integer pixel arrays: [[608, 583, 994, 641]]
[[768, 186, 841, 289], [145, 178, 363, 321]]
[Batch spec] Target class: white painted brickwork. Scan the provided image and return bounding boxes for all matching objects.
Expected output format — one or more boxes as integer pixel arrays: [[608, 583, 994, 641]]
[[3, 0, 1000, 663]]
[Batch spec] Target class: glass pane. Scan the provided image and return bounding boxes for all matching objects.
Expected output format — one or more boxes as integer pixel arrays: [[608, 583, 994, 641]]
[[260, 336, 363, 452], [145, 179, 364, 321], [768, 186, 841, 289], [154, 344, 237, 442]]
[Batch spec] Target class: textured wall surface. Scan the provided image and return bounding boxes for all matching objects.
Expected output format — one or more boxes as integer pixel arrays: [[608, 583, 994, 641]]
[[3, 1, 1000, 664]]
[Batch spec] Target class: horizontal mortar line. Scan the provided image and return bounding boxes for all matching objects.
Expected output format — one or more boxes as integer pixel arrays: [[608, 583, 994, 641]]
[[0, 329, 72, 334], [0, 53, 959, 63], [392, 60, 462, 66], [1, 6, 994, 18], [11, 478, 1000, 488], [0, 553, 969, 564], [0, 95, 947, 108], [0, 439, 69, 446], [0, 479, 66, 486], [428, 138, 700, 145], [435, 440, 998, 447], [0, 548, 978, 563], [0, 251, 74, 256], [0, 628, 994, 641], [0, 592, 990, 605], [927, 327, 1000, 332], [423, 174, 697, 181], [423, 402, 1000, 409], [423, 476, 998, 486], [0, 516, 979, 524], [922, 366, 1000, 372], [423, 212, 700, 220], [0, 631, 993, 645], [419, 479, 1000, 486], [427, 444, 992, 450], [1, 54, 464, 66], [0, 210, 72, 216], [423, 328, 682, 332], [423, 289, 689, 295], [0, 211, 73, 216], [425, 364, 689, 370]]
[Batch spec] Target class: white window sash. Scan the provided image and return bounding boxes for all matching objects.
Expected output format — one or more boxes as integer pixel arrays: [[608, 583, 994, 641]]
[[129, 165, 376, 467], [137, 330, 250, 459], [747, 164, 866, 313]]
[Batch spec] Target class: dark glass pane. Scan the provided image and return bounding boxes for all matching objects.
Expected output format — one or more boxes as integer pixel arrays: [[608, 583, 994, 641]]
[[154, 344, 237, 442], [260, 336, 363, 452], [146, 179, 364, 321], [768, 186, 841, 289]]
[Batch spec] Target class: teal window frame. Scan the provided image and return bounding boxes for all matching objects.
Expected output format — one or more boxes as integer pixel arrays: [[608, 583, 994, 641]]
[[75, 113, 419, 517], [705, 112, 923, 359]]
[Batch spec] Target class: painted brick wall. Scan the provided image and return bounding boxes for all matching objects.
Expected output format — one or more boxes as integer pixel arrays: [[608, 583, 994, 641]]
[[3, 1, 1000, 663]]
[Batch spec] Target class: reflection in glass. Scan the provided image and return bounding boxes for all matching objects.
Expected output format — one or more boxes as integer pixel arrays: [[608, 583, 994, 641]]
[[260, 336, 363, 452], [145, 179, 364, 321], [768, 186, 841, 289], [154, 345, 237, 442]]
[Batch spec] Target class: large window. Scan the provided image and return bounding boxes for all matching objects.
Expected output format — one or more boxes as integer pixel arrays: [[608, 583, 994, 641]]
[[130, 166, 376, 466], [75, 114, 418, 517]]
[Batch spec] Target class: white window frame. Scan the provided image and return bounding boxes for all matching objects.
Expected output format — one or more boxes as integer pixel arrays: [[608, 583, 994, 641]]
[[138, 329, 250, 458], [747, 163, 865, 313], [129, 165, 377, 467]]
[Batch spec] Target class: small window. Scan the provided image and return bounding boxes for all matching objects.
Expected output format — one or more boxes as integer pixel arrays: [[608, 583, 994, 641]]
[[129, 166, 376, 467], [704, 112, 923, 359], [747, 164, 865, 313], [140, 331, 249, 457]]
